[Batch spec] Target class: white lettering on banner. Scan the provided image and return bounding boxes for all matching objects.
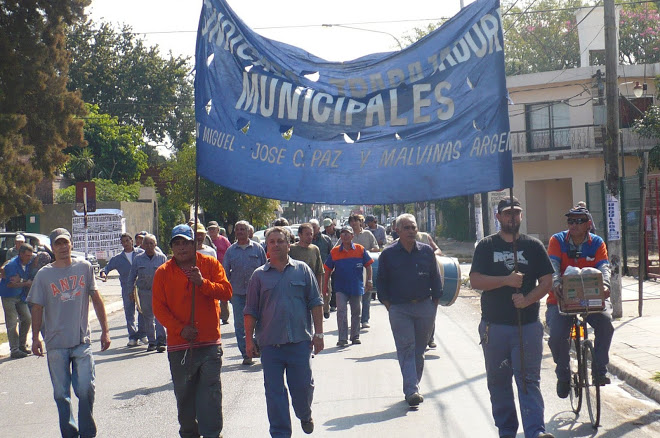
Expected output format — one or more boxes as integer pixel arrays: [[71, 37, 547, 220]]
[[606, 195, 621, 241], [202, 126, 235, 150]]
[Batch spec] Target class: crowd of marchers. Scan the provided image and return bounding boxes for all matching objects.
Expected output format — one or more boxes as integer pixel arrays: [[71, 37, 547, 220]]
[[0, 201, 614, 438]]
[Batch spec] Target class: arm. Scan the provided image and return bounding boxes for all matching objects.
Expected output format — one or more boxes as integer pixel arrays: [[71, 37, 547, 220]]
[[100, 256, 115, 280], [365, 264, 373, 292], [323, 268, 331, 298], [152, 269, 187, 339], [244, 314, 260, 358], [426, 234, 444, 255], [376, 252, 391, 309], [90, 291, 111, 351], [31, 303, 45, 356], [126, 259, 138, 290], [189, 259, 232, 301], [512, 273, 553, 308], [470, 271, 523, 291], [311, 305, 324, 354]]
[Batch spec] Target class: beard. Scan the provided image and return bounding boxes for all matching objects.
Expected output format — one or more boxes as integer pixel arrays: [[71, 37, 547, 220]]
[[500, 221, 520, 235]]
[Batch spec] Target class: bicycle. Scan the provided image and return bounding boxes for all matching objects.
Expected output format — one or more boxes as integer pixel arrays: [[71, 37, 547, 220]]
[[565, 311, 602, 428]]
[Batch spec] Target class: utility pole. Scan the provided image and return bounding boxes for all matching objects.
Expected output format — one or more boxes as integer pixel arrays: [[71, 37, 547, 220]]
[[604, 0, 622, 318]]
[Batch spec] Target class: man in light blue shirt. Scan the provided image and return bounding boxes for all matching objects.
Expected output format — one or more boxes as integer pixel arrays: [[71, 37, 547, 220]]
[[244, 226, 324, 437], [223, 220, 267, 365]]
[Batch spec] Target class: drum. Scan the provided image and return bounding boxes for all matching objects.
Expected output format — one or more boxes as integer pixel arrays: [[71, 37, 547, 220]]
[[436, 255, 461, 306]]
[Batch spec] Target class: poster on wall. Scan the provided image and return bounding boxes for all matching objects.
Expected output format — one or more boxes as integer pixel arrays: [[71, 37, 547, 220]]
[[72, 209, 126, 261]]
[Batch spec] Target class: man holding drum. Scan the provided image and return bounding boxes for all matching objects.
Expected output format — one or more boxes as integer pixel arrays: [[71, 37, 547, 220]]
[[377, 213, 443, 407]]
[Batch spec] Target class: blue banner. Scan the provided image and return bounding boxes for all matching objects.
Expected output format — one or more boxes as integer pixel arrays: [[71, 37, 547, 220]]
[[195, 0, 512, 204]]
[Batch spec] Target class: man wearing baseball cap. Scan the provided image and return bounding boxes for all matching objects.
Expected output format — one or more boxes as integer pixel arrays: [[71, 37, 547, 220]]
[[152, 224, 233, 437], [5, 233, 26, 261], [28, 228, 111, 438], [470, 197, 555, 438]]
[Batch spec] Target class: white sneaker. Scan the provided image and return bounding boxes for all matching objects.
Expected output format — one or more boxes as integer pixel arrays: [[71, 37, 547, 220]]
[[127, 339, 138, 347], [140, 337, 149, 345]]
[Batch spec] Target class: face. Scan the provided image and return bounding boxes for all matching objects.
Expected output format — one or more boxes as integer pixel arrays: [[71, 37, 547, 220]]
[[299, 228, 313, 245], [349, 218, 361, 231], [135, 235, 144, 247], [340, 230, 353, 244], [325, 224, 334, 233], [52, 238, 72, 261], [19, 250, 33, 265], [171, 237, 195, 263], [15, 240, 24, 249], [311, 223, 320, 236], [121, 236, 133, 252], [567, 215, 590, 237], [208, 227, 219, 238], [367, 220, 376, 229], [195, 231, 206, 245], [266, 231, 289, 260], [142, 238, 156, 256], [497, 209, 522, 234], [235, 224, 248, 241], [396, 218, 417, 243]]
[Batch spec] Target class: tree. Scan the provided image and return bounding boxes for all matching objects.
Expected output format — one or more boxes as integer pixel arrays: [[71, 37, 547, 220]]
[[67, 20, 195, 150], [619, 3, 660, 65], [0, 0, 89, 222], [634, 77, 660, 168], [64, 104, 148, 184], [55, 178, 141, 203]]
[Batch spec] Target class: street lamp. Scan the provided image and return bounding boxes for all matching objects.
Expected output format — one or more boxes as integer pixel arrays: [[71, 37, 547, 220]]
[[321, 24, 403, 50], [633, 81, 645, 98]]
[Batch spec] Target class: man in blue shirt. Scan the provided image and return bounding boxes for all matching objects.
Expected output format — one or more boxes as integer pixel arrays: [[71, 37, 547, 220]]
[[244, 226, 324, 437], [0, 243, 34, 358], [377, 214, 443, 407], [223, 220, 267, 365]]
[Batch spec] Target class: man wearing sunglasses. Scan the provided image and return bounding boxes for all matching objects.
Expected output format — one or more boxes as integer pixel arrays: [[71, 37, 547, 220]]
[[546, 205, 613, 399]]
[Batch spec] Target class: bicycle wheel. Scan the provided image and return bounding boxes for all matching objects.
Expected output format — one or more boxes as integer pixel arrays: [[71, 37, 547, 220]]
[[569, 336, 582, 414], [583, 340, 601, 428]]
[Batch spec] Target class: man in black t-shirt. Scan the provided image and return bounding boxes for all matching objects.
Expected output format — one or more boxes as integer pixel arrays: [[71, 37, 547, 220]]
[[470, 197, 554, 438]]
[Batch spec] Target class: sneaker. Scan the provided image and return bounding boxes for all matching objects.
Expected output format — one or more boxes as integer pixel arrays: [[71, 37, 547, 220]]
[[140, 337, 149, 345], [351, 337, 362, 345], [10, 350, 29, 359], [156, 343, 166, 353], [127, 339, 138, 347], [222, 320, 229, 325], [428, 340, 437, 348], [361, 322, 370, 329], [323, 312, 330, 319], [19, 346, 31, 355], [405, 392, 424, 406], [557, 379, 570, 399], [242, 357, 254, 365], [336, 340, 348, 347], [147, 344, 157, 352], [594, 374, 611, 386], [301, 418, 314, 434], [330, 306, 337, 312]]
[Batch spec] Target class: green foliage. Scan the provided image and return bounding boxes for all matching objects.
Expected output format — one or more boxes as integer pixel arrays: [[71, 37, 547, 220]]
[[619, 3, 660, 64], [435, 197, 470, 241], [55, 178, 141, 203], [157, 194, 186, 254], [634, 98, 660, 169], [65, 104, 148, 184], [0, 0, 89, 222], [67, 20, 195, 150]]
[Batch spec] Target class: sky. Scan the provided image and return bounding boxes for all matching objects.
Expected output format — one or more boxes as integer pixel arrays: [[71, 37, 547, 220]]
[[87, 0, 475, 62]]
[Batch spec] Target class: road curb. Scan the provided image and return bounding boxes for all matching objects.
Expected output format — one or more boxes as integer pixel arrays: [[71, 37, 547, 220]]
[[607, 355, 660, 405], [0, 300, 125, 358]]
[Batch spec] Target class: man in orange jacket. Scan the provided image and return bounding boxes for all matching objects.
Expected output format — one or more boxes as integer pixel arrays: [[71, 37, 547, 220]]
[[153, 224, 233, 438]]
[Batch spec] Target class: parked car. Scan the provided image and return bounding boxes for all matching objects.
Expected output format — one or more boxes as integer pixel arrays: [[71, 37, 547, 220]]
[[0, 232, 100, 274]]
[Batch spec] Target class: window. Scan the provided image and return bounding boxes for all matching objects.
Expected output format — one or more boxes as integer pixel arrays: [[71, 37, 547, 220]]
[[525, 102, 570, 151]]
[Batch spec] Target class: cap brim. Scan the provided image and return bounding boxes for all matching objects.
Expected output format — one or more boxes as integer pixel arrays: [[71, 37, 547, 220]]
[[170, 235, 194, 243], [500, 206, 522, 212], [53, 236, 71, 243]]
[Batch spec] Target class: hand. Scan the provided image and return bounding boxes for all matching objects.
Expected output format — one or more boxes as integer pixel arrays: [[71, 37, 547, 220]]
[[8, 274, 21, 286], [246, 338, 260, 358], [32, 338, 44, 357], [100, 330, 111, 351], [553, 283, 564, 300], [185, 267, 204, 286], [181, 325, 198, 342], [322, 288, 329, 298], [100, 272, 107, 282], [512, 293, 529, 309], [604, 286, 610, 299], [507, 271, 524, 289], [312, 336, 324, 355], [365, 281, 372, 292]]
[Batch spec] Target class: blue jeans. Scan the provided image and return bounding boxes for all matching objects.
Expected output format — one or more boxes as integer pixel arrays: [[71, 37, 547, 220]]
[[121, 286, 146, 341], [137, 289, 166, 345], [546, 303, 613, 380], [479, 320, 546, 438], [361, 291, 371, 324], [336, 292, 361, 341], [168, 345, 224, 438], [1, 296, 31, 353], [231, 294, 248, 358], [47, 343, 96, 438], [388, 300, 436, 397], [261, 342, 314, 438]]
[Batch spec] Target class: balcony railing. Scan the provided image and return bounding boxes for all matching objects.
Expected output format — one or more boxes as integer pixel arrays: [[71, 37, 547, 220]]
[[510, 125, 658, 158]]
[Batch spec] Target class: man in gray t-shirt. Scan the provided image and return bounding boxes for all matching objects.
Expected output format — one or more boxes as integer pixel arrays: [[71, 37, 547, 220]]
[[27, 228, 110, 438]]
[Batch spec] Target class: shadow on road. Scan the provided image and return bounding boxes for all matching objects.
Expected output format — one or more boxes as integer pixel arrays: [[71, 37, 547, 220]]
[[323, 401, 410, 431], [113, 382, 173, 400]]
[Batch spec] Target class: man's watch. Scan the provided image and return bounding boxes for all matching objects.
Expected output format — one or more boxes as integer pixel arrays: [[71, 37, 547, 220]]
[[313, 333, 324, 339]]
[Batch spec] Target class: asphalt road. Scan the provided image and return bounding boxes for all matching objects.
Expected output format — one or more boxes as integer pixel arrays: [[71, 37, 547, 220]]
[[1, 288, 659, 437]]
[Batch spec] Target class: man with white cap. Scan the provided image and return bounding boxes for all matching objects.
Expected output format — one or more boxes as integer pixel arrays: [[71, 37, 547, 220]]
[[5, 233, 26, 262], [28, 228, 111, 438]]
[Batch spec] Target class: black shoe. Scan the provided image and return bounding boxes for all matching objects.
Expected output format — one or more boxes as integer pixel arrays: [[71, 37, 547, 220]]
[[147, 344, 157, 352], [336, 340, 348, 347], [323, 312, 330, 319], [427, 341, 437, 348], [156, 343, 166, 353], [301, 418, 314, 434], [10, 350, 28, 359], [405, 392, 424, 406], [351, 337, 361, 345], [557, 379, 570, 399], [222, 320, 229, 325], [19, 346, 31, 355], [594, 374, 611, 386], [330, 306, 337, 312], [242, 357, 254, 365]]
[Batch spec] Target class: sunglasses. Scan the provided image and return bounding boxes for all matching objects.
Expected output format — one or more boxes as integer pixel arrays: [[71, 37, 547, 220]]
[[567, 218, 589, 225]]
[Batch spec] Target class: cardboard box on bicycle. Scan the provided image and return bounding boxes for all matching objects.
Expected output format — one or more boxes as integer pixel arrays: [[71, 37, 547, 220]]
[[558, 273, 606, 313]]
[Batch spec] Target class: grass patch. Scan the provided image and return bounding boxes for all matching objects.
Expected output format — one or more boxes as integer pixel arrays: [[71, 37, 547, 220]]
[[653, 372, 660, 383], [0, 332, 7, 345]]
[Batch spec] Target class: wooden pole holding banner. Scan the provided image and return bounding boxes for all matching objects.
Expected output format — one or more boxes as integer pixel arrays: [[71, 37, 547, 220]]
[[510, 188, 527, 394]]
